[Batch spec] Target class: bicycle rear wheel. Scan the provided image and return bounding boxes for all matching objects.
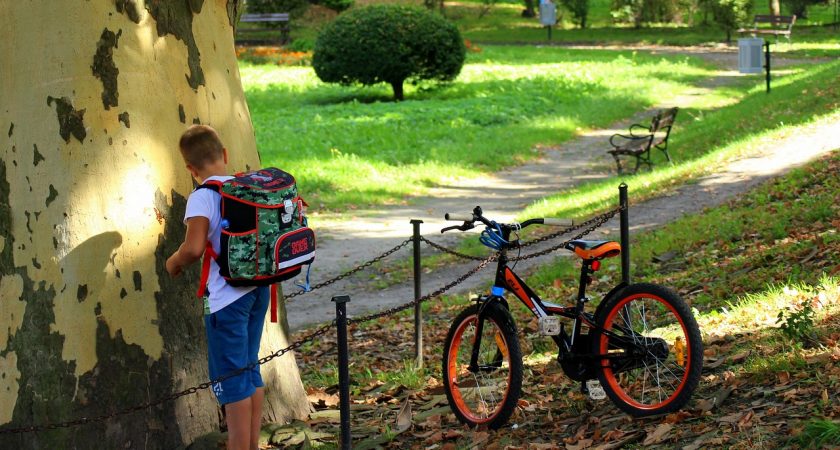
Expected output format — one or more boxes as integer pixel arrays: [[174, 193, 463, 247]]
[[443, 302, 522, 429], [591, 283, 702, 417]]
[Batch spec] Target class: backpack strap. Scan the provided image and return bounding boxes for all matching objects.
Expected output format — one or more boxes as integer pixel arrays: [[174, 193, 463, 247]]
[[269, 284, 278, 323], [194, 181, 222, 298], [196, 241, 217, 298]]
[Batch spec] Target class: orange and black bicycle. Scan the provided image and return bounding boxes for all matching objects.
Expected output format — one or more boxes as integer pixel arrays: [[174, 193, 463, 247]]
[[440, 206, 703, 429]]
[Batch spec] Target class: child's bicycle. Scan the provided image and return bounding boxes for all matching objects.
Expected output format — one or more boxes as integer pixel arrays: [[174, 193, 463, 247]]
[[439, 206, 703, 429]]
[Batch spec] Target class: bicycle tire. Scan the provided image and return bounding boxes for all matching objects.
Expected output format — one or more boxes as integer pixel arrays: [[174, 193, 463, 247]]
[[591, 283, 703, 417], [442, 301, 522, 429]]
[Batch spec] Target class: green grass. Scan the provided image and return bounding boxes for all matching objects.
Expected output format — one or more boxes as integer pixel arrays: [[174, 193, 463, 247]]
[[797, 419, 840, 448], [242, 46, 714, 210]]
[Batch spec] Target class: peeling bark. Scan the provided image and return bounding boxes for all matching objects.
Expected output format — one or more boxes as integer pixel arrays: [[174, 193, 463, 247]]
[[115, 0, 141, 24], [32, 145, 44, 166], [145, 1, 205, 90], [7, 123, 12, 138], [46, 97, 86, 143], [91, 29, 121, 110], [118, 112, 130, 128]]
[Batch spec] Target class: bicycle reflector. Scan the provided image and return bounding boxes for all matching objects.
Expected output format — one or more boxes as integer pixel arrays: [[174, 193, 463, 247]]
[[591, 260, 601, 271]]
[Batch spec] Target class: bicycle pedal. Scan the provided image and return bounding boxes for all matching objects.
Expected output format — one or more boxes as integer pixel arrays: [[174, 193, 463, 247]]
[[539, 316, 561, 336], [586, 380, 607, 401]]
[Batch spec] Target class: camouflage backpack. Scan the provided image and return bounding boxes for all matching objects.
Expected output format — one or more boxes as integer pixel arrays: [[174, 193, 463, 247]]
[[196, 168, 315, 319]]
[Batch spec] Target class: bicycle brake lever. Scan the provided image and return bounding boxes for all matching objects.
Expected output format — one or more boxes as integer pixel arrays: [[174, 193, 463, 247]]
[[440, 223, 476, 234], [440, 225, 460, 234]]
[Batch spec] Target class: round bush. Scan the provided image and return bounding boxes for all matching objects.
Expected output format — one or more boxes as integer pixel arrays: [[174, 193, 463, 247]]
[[312, 5, 466, 100]]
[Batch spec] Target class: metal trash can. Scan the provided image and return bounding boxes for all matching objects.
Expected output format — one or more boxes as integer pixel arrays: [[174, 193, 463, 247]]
[[738, 38, 765, 74], [539, 0, 557, 26]]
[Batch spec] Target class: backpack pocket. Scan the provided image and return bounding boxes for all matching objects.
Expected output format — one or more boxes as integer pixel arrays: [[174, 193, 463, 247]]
[[223, 229, 258, 279], [274, 227, 315, 271]]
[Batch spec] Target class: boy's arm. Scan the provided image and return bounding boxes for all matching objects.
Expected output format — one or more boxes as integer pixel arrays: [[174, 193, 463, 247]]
[[165, 216, 210, 277]]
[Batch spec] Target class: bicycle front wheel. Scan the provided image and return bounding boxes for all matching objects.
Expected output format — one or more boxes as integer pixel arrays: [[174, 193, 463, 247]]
[[591, 283, 703, 417], [442, 302, 522, 429]]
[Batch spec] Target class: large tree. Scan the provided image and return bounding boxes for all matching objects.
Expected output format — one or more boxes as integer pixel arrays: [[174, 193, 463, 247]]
[[0, 1, 308, 448]]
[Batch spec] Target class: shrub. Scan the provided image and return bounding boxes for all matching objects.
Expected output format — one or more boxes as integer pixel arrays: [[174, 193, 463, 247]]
[[312, 5, 466, 101], [560, 0, 590, 28], [710, 0, 754, 42], [781, 0, 824, 19], [610, 0, 682, 26], [319, 0, 354, 13]]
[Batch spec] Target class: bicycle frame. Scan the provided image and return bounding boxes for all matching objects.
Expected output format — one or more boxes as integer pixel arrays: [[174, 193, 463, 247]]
[[469, 227, 629, 374]]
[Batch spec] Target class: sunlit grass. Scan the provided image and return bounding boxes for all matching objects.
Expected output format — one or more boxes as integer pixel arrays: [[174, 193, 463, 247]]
[[242, 46, 715, 210]]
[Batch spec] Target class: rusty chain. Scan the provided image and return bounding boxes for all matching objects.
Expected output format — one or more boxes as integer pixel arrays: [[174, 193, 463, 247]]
[[0, 322, 335, 436], [348, 254, 497, 325], [284, 238, 412, 300]]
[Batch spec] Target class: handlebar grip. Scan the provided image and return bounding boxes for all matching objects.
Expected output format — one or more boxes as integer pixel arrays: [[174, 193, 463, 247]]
[[444, 213, 473, 222], [543, 218, 575, 227]]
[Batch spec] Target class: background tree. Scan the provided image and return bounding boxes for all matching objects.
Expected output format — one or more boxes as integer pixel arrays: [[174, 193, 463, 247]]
[[0, 1, 309, 448], [561, 0, 591, 27], [781, 0, 823, 18], [711, 0, 755, 41], [312, 5, 466, 101]]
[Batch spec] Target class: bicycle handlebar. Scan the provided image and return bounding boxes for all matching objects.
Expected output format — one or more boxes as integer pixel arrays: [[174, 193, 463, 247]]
[[440, 206, 574, 234]]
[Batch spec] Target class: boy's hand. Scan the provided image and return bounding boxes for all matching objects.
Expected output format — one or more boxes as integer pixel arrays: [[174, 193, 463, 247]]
[[166, 255, 184, 277]]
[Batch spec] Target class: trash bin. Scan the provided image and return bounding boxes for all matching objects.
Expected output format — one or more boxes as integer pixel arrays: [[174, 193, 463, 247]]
[[738, 38, 764, 74], [539, 0, 557, 26]]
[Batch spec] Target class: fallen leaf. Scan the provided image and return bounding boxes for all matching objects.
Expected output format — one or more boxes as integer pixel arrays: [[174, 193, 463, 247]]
[[395, 397, 412, 432], [642, 423, 673, 445]]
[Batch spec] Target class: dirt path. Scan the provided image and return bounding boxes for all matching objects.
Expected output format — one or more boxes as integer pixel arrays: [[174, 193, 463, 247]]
[[283, 49, 838, 331]]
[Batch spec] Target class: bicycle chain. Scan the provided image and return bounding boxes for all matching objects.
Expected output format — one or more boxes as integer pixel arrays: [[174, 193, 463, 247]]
[[0, 322, 335, 435], [284, 238, 412, 300]]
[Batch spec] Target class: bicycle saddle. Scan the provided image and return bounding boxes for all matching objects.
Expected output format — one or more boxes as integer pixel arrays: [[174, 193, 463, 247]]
[[566, 240, 621, 260]]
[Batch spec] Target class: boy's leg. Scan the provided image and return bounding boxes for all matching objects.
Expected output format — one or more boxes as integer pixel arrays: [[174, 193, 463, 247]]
[[246, 286, 270, 448], [250, 387, 265, 449], [224, 396, 253, 450]]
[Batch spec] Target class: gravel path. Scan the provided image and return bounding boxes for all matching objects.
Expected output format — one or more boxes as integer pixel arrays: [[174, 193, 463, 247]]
[[282, 48, 838, 331]]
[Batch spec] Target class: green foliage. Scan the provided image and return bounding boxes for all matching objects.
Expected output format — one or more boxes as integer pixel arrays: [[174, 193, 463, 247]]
[[610, 0, 684, 26], [796, 419, 840, 448], [782, 0, 825, 19], [776, 302, 816, 344], [318, 0, 354, 12], [710, 0, 754, 42], [559, 0, 590, 27], [246, 0, 309, 19], [312, 5, 466, 100]]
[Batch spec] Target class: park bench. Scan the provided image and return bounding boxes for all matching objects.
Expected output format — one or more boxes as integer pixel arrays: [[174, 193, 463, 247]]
[[738, 15, 796, 44], [607, 107, 678, 175], [237, 13, 290, 45]]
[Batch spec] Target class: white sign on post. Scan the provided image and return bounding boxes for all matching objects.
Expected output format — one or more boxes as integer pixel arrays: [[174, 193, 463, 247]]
[[738, 38, 764, 74]]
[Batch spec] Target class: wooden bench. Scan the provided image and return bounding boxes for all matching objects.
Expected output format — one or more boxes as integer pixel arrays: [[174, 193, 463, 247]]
[[607, 107, 678, 175], [237, 13, 290, 45], [738, 15, 796, 44]]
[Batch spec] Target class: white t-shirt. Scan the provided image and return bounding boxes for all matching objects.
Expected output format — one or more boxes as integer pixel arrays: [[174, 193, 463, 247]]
[[184, 175, 255, 313]]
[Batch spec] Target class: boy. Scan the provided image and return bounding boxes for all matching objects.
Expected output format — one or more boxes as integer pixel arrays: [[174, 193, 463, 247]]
[[165, 124, 268, 450]]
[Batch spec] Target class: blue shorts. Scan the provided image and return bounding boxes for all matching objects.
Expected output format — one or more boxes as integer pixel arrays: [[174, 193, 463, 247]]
[[205, 286, 269, 405]]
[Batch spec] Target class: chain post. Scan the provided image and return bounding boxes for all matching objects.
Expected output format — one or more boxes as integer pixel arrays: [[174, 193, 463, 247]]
[[619, 183, 630, 285], [333, 295, 352, 450], [410, 219, 424, 369]]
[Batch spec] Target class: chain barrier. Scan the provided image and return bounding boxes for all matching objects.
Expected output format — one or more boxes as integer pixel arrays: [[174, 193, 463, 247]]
[[0, 322, 335, 436], [348, 254, 497, 325], [419, 206, 623, 262], [284, 238, 412, 300], [0, 207, 620, 436]]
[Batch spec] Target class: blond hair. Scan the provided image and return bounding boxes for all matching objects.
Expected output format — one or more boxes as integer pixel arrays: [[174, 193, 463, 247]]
[[178, 125, 224, 169]]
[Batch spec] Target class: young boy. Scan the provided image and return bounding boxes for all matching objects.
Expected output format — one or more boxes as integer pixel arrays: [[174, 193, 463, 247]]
[[165, 124, 269, 450]]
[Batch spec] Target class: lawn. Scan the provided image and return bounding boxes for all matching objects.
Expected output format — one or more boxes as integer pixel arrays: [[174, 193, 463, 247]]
[[241, 46, 716, 210]]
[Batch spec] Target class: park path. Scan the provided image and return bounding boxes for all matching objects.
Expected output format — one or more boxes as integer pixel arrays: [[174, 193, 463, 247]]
[[283, 48, 839, 331]]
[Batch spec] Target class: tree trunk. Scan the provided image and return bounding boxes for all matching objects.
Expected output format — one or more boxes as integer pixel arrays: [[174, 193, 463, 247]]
[[769, 0, 781, 16], [522, 0, 537, 18], [0, 2, 309, 448], [391, 81, 405, 101]]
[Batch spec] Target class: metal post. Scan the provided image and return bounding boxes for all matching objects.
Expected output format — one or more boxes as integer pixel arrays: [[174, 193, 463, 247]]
[[619, 183, 630, 286], [764, 40, 771, 94], [332, 295, 352, 450], [410, 219, 424, 369], [547, 25, 552, 41]]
